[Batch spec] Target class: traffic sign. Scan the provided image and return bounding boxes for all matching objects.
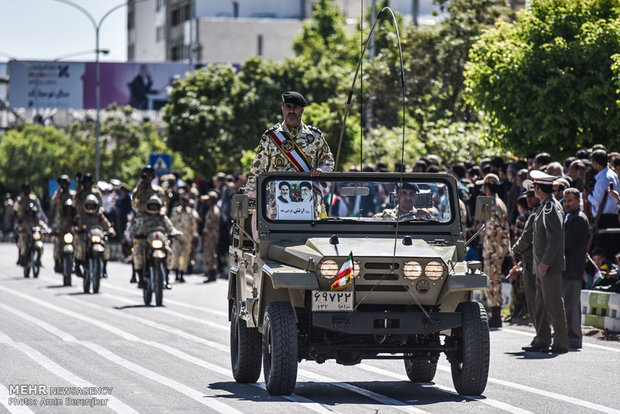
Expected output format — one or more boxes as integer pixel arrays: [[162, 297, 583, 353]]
[[149, 153, 171, 176]]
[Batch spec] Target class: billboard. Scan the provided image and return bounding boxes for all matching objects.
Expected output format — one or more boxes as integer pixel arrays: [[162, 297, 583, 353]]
[[7, 60, 193, 110]]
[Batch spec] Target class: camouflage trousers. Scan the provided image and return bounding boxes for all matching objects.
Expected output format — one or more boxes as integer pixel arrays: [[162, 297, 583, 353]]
[[484, 257, 504, 307], [202, 236, 218, 271], [18, 234, 40, 257], [169, 237, 192, 272], [75, 235, 110, 262], [133, 239, 171, 270]]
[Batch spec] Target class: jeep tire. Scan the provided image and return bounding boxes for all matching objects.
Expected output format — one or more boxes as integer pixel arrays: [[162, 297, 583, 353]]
[[404, 357, 438, 383], [450, 301, 490, 396], [262, 302, 298, 395], [230, 300, 262, 383]]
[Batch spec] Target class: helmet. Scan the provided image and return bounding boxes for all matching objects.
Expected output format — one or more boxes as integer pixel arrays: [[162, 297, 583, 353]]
[[58, 174, 70, 184], [146, 195, 162, 215], [142, 165, 155, 176], [84, 194, 99, 214]]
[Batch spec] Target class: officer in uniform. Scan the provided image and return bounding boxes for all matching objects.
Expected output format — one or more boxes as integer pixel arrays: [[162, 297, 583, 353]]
[[50, 175, 76, 273], [169, 193, 199, 283], [245, 91, 335, 200], [52, 199, 77, 276], [374, 183, 435, 220], [201, 191, 221, 283], [478, 173, 510, 328], [133, 195, 179, 289], [74, 195, 116, 276], [525, 170, 569, 353]]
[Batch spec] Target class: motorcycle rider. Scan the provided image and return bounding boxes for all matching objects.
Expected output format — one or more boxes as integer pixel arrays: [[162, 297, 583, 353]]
[[131, 165, 168, 216], [74, 173, 103, 219], [74, 195, 116, 278], [169, 193, 199, 283], [133, 195, 179, 289], [16, 203, 50, 267], [52, 198, 77, 274], [51, 175, 76, 273], [14, 182, 46, 222]]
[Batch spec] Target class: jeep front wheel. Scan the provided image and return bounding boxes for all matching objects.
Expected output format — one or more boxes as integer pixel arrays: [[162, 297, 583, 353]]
[[404, 357, 438, 382], [262, 302, 298, 395], [450, 301, 489, 396], [230, 300, 262, 383]]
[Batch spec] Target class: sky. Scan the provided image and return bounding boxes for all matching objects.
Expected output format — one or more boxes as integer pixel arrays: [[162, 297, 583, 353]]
[[0, 0, 128, 63]]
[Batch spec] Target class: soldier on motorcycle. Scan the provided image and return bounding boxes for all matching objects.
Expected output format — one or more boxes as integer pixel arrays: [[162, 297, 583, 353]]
[[74, 195, 116, 278], [52, 198, 77, 273], [133, 195, 179, 289], [16, 203, 50, 266], [74, 173, 103, 219]]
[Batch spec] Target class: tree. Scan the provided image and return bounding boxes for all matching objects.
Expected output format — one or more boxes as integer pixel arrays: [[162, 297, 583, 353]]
[[464, 0, 620, 157]]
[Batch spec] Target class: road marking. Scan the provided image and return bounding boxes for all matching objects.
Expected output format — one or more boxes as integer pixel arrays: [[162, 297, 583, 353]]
[[502, 328, 620, 353], [357, 363, 533, 414], [104, 281, 228, 317], [0, 330, 139, 414], [0, 383, 36, 414], [0, 289, 243, 414]]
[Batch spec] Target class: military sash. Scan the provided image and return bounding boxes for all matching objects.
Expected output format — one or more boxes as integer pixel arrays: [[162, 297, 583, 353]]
[[268, 129, 313, 172]]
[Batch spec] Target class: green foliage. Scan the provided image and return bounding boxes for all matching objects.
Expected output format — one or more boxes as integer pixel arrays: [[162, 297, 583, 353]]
[[464, 0, 620, 157]]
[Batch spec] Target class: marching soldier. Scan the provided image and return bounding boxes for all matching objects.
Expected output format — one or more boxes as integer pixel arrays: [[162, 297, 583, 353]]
[[528, 170, 569, 354], [50, 175, 75, 273], [169, 194, 199, 283], [478, 173, 510, 328], [245, 91, 334, 200], [201, 191, 221, 283]]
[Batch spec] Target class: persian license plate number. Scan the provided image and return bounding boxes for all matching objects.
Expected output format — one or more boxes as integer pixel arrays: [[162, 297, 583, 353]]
[[312, 290, 353, 311]]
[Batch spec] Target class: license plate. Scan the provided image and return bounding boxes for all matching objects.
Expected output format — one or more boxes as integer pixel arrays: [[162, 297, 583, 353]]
[[312, 290, 353, 312]]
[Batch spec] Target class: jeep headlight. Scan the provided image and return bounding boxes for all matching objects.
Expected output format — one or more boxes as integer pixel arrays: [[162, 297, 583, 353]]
[[424, 261, 444, 280], [63, 233, 73, 244], [151, 239, 164, 249], [319, 260, 339, 279], [403, 261, 422, 279], [91, 235, 102, 244]]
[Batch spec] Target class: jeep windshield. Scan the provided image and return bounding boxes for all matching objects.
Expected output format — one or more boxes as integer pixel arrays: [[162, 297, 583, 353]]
[[260, 173, 457, 225]]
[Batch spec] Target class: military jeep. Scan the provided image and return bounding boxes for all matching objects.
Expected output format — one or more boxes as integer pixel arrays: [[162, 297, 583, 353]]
[[228, 172, 492, 396]]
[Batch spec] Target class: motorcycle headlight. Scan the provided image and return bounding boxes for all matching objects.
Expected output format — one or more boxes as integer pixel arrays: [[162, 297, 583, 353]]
[[151, 239, 164, 249], [319, 259, 339, 279], [63, 233, 74, 244], [403, 260, 422, 280], [91, 235, 102, 244], [33, 232, 41, 241], [424, 261, 444, 280]]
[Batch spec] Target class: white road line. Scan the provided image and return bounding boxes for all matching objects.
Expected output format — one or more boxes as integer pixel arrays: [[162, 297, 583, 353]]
[[358, 363, 533, 414], [254, 383, 337, 414], [104, 281, 228, 317], [299, 370, 429, 414], [0, 289, 243, 414], [0, 331, 139, 414], [0, 383, 36, 414], [502, 328, 620, 353]]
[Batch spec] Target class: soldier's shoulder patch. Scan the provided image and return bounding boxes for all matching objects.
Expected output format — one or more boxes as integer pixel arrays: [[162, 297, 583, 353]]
[[263, 125, 278, 135]]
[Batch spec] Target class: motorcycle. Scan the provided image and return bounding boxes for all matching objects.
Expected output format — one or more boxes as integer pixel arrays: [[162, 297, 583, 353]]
[[142, 227, 172, 307], [61, 232, 74, 287], [23, 226, 44, 278], [82, 226, 107, 294]]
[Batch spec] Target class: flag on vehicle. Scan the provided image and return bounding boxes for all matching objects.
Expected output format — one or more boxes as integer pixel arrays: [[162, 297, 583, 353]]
[[331, 252, 353, 291]]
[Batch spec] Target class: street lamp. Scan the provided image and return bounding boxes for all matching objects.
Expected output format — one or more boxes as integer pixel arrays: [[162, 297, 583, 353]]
[[51, 0, 130, 182]]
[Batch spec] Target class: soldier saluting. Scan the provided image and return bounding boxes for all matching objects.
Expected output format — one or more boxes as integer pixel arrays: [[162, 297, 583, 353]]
[[528, 169, 569, 354]]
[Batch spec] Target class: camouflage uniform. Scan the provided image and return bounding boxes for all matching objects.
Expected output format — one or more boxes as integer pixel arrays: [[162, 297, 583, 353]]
[[375, 206, 435, 220], [75, 212, 113, 262], [169, 204, 199, 273], [246, 121, 334, 198], [131, 180, 168, 271], [17, 215, 50, 257], [74, 188, 103, 219], [482, 194, 510, 308], [133, 214, 176, 271], [202, 203, 221, 273], [14, 193, 45, 222], [51, 188, 75, 265], [131, 181, 168, 216]]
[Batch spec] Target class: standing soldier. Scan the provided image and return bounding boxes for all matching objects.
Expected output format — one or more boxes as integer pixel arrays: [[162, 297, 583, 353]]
[[529, 170, 569, 354], [50, 175, 75, 273], [202, 191, 221, 283], [478, 173, 510, 328], [169, 194, 199, 283]]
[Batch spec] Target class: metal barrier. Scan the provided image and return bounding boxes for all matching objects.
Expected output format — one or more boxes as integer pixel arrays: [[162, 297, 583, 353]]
[[581, 290, 620, 332]]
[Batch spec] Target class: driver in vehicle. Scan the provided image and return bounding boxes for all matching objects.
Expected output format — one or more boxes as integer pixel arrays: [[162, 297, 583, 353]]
[[374, 182, 436, 221]]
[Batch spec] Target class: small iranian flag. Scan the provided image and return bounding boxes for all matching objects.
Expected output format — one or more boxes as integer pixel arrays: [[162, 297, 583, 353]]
[[592, 267, 604, 287], [331, 252, 354, 291]]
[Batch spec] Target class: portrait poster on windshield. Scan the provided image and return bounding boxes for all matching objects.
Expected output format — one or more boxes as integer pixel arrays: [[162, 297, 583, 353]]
[[275, 180, 313, 220]]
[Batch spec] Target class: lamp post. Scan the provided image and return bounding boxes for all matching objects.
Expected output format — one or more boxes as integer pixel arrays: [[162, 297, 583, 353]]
[[51, 0, 129, 182]]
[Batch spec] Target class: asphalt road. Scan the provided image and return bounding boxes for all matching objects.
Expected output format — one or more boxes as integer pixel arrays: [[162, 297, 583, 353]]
[[0, 243, 619, 414]]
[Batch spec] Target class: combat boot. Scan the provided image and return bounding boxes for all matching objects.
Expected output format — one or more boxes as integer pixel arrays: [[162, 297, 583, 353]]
[[74, 260, 84, 278], [205, 269, 216, 283], [130, 271, 137, 283], [165, 271, 172, 289], [137, 270, 145, 289], [102, 260, 108, 278], [54, 259, 61, 273], [179, 272, 186, 283], [488, 306, 502, 328]]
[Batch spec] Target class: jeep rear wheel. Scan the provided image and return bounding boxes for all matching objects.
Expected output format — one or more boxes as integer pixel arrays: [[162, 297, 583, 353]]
[[450, 301, 489, 396], [230, 300, 262, 383], [262, 302, 298, 395], [404, 357, 438, 383]]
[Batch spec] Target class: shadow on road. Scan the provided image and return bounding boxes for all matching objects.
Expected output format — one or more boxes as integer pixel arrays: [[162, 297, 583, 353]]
[[114, 304, 154, 310], [505, 351, 557, 360]]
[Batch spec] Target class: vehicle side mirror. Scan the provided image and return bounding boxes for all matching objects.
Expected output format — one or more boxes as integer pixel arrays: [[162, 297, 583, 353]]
[[232, 194, 249, 219], [474, 196, 493, 221]]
